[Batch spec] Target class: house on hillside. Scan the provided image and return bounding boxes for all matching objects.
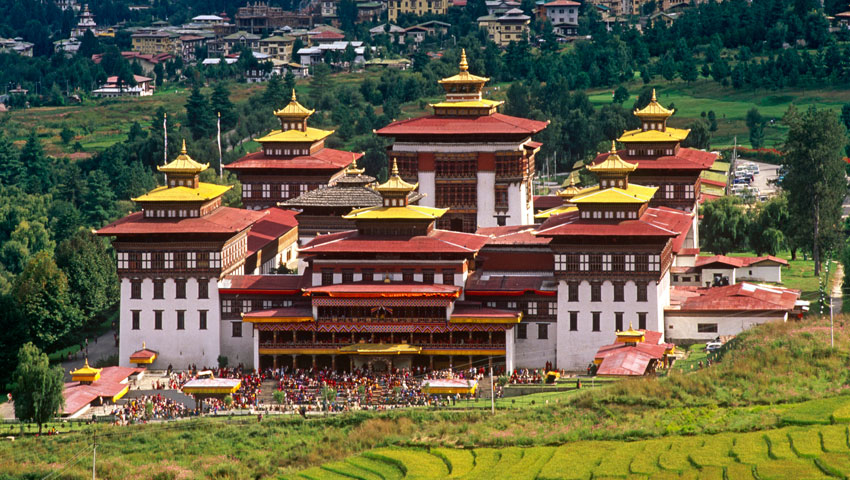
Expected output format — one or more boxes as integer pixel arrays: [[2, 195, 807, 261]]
[[92, 75, 155, 98], [671, 255, 788, 287]]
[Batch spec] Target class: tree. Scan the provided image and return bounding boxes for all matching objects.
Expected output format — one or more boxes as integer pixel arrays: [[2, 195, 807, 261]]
[[263, 74, 289, 110], [0, 134, 23, 186], [185, 84, 216, 140], [11, 343, 64, 434], [55, 231, 119, 324], [342, 42, 356, 72], [841, 103, 850, 131], [700, 196, 750, 255], [19, 132, 52, 194], [60, 126, 75, 145], [210, 82, 237, 131], [749, 195, 790, 256], [82, 170, 116, 227], [77, 29, 100, 58], [13, 251, 81, 350], [612, 85, 629, 104], [682, 118, 711, 149], [679, 56, 698, 84], [746, 107, 765, 149], [782, 106, 847, 276]]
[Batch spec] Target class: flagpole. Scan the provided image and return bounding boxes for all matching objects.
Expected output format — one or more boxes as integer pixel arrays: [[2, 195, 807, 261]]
[[217, 111, 223, 179], [163, 112, 168, 165]]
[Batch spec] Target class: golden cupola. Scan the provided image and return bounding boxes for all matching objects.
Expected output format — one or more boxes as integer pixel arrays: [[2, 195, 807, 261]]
[[587, 141, 638, 189], [432, 49, 503, 115], [273, 89, 315, 132]]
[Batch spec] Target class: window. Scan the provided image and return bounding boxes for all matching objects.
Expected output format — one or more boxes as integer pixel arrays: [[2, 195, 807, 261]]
[[131, 310, 140, 330], [210, 252, 221, 269], [118, 252, 129, 269], [579, 254, 589, 271], [153, 279, 164, 299], [402, 269, 414, 282], [591, 282, 602, 302], [199, 310, 208, 330], [568, 282, 579, 302], [262, 184, 271, 198], [555, 254, 567, 271], [299, 184, 308, 195], [222, 299, 233, 313], [615, 312, 623, 332], [242, 300, 252, 312], [131, 279, 142, 299], [517, 323, 527, 339], [538, 323, 548, 340], [625, 254, 635, 271], [494, 185, 508, 208], [141, 252, 151, 269], [176, 310, 185, 330], [187, 252, 196, 269], [592, 312, 600, 332], [548, 302, 557, 316], [613, 282, 624, 302], [507, 301, 517, 310], [362, 269, 374, 282], [232, 321, 242, 337], [527, 302, 537, 315], [442, 269, 455, 285], [638, 312, 647, 330], [698, 323, 718, 333], [175, 278, 187, 299], [242, 183, 252, 198], [342, 269, 354, 283], [322, 269, 333, 286], [650, 255, 660, 271], [198, 279, 209, 299], [154, 310, 163, 330], [636, 283, 648, 302], [569, 311, 578, 331], [423, 269, 435, 284]]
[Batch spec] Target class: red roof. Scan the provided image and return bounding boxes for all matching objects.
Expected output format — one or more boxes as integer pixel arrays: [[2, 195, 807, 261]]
[[92, 51, 173, 65], [544, 0, 580, 6], [376, 113, 549, 137], [593, 148, 716, 171], [219, 274, 306, 294], [63, 366, 144, 415], [311, 30, 345, 40], [465, 273, 556, 295], [669, 283, 801, 312], [301, 229, 489, 255], [97, 207, 266, 236], [695, 255, 745, 268], [129, 348, 157, 361], [246, 207, 298, 255], [643, 207, 694, 253], [679, 248, 700, 256], [226, 149, 358, 172], [242, 306, 313, 319], [305, 282, 461, 297], [701, 178, 726, 188], [106, 75, 152, 84], [477, 225, 552, 245], [742, 255, 788, 267], [536, 207, 690, 239], [533, 195, 563, 211], [596, 349, 654, 376]]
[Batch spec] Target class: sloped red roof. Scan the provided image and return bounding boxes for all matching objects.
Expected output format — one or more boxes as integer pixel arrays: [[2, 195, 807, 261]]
[[300, 229, 489, 254], [451, 304, 520, 318], [533, 195, 563, 211], [593, 148, 716, 171], [106, 75, 152, 84], [465, 272, 556, 295], [544, 0, 580, 5], [669, 283, 800, 312], [642, 207, 693, 253], [225, 149, 358, 171], [246, 207, 298, 255], [695, 255, 745, 268], [536, 207, 686, 238], [596, 349, 654, 376], [219, 274, 306, 294], [129, 348, 157, 361], [97, 207, 266, 236], [242, 306, 313, 319], [477, 225, 552, 245], [741, 255, 788, 266], [312, 30, 345, 40], [305, 283, 461, 297], [63, 366, 144, 415], [376, 113, 549, 137], [679, 248, 700, 255]]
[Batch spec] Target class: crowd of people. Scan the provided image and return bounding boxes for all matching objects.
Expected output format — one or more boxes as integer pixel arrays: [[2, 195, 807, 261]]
[[109, 393, 192, 424]]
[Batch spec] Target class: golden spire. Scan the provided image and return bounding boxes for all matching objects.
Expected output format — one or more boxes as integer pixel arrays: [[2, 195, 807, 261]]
[[158, 139, 209, 174], [459, 48, 468, 72], [391, 158, 399, 176], [634, 88, 674, 118], [345, 153, 365, 175], [587, 141, 637, 175], [291, 88, 297, 101], [651, 88, 657, 102], [180, 139, 187, 155], [557, 173, 583, 199], [376, 158, 418, 193], [274, 89, 315, 118], [142, 341, 146, 349]]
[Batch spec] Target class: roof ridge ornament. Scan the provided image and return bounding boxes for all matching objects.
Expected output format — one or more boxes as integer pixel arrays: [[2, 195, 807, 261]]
[[459, 48, 469, 72]]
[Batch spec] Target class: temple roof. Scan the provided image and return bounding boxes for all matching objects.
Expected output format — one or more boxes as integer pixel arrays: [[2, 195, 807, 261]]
[[225, 148, 358, 171], [634, 89, 674, 118], [273, 89, 314, 119], [592, 147, 716, 171], [376, 159, 418, 193], [536, 206, 687, 238], [375, 113, 549, 136], [97, 207, 266, 236], [570, 184, 656, 204], [437, 48, 489, 84], [300, 229, 489, 254], [256, 126, 333, 144], [587, 142, 638, 174], [280, 183, 423, 209], [618, 127, 690, 143], [132, 183, 231, 203], [157, 140, 209, 174], [305, 282, 462, 297], [343, 204, 447, 220]]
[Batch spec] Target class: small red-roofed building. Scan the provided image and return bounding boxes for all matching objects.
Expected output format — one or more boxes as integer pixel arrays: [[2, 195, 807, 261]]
[[376, 50, 548, 232], [672, 254, 789, 287], [593, 327, 675, 376], [63, 362, 145, 418], [225, 90, 360, 210]]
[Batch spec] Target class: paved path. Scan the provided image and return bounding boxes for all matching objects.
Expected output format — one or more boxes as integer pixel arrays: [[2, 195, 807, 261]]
[[59, 327, 119, 381]]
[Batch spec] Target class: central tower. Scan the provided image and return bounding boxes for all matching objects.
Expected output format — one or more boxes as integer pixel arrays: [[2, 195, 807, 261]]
[[376, 50, 549, 232]]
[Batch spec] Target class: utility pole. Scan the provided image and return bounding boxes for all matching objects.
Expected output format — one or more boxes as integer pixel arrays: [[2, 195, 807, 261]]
[[489, 367, 495, 415]]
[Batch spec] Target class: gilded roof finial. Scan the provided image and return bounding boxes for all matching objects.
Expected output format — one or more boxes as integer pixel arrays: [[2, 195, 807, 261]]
[[459, 48, 468, 72], [180, 139, 187, 155], [142, 341, 146, 349], [84, 358, 90, 368], [610, 140, 617, 153], [391, 158, 400, 176], [651, 88, 657, 102], [291, 88, 297, 101]]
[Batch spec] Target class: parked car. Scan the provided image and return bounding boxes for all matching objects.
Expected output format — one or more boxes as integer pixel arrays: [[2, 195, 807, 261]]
[[706, 341, 723, 352]]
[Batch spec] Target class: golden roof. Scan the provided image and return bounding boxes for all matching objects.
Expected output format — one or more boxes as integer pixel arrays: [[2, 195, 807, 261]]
[[534, 204, 578, 220], [438, 49, 490, 84], [634, 89, 674, 118], [345, 153, 365, 175], [616, 323, 646, 342], [133, 183, 232, 203], [273, 89, 315, 119], [256, 126, 333, 144], [587, 142, 638, 174], [157, 140, 209, 174], [430, 99, 504, 109], [343, 204, 447, 220], [376, 159, 418, 193], [618, 127, 690, 143], [557, 174, 583, 199], [71, 359, 102, 381], [570, 184, 657, 204]]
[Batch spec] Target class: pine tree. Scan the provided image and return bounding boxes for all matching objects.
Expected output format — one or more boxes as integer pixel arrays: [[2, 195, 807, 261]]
[[185, 84, 216, 140], [82, 170, 116, 227], [20, 132, 52, 194], [0, 134, 23, 186], [263, 74, 289, 110], [210, 82, 237, 131]]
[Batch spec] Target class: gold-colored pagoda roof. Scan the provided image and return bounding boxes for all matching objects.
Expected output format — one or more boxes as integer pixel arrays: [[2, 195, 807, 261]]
[[256, 126, 333, 144], [557, 174, 583, 198], [618, 127, 690, 143], [438, 49, 489, 84], [376, 159, 418, 193], [534, 204, 578, 220], [430, 99, 504, 109], [616, 323, 646, 342], [273, 89, 315, 119], [71, 359, 102, 382], [588, 142, 638, 174], [133, 183, 232, 203], [343, 204, 447, 220], [570, 184, 657, 205], [345, 153, 365, 175], [634, 89, 674, 118], [158, 140, 209, 174]]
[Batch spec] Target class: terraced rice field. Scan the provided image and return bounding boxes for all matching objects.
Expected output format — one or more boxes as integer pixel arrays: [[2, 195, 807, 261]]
[[289, 425, 850, 479]]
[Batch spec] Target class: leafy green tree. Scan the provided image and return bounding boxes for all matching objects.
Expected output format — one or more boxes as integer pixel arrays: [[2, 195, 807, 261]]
[[612, 85, 629, 104], [11, 342, 64, 434], [11, 220, 54, 257], [0, 134, 23, 186], [48, 200, 84, 243], [841, 103, 850, 131], [746, 107, 765, 148], [55, 231, 119, 324], [782, 106, 847, 276], [59, 126, 75, 145], [683, 118, 711, 149], [185, 84, 216, 140], [0, 240, 29, 275], [679, 56, 698, 84], [77, 29, 100, 58], [210, 82, 237, 131], [700, 196, 750, 255], [19, 132, 52, 194], [748, 196, 790, 256]]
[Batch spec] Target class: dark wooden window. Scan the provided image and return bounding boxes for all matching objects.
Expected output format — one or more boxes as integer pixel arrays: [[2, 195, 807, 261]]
[[636, 283, 648, 302], [131, 310, 140, 330], [176, 310, 185, 330], [698, 323, 718, 333], [538, 323, 548, 340], [636, 254, 649, 272], [199, 310, 208, 330], [569, 312, 578, 331], [435, 183, 477, 208], [342, 269, 354, 283], [153, 279, 164, 299], [495, 185, 508, 208], [612, 254, 625, 272], [568, 282, 579, 302], [175, 279, 187, 299], [615, 312, 623, 332], [198, 279, 209, 299], [402, 269, 414, 282], [592, 312, 600, 332], [591, 282, 602, 302], [131, 279, 142, 299], [232, 321, 242, 337], [435, 153, 476, 178], [613, 282, 624, 302], [442, 269, 455, 285], [322, 269, 333, 286], [423, 269, 435, 284], [589, 254, 603, 272], [362, 269, 374, 282], [495, 153, 523, 177], [638, 312, 647, 330], [154, 310, 163, 330], [516, 323, 527, 339]]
